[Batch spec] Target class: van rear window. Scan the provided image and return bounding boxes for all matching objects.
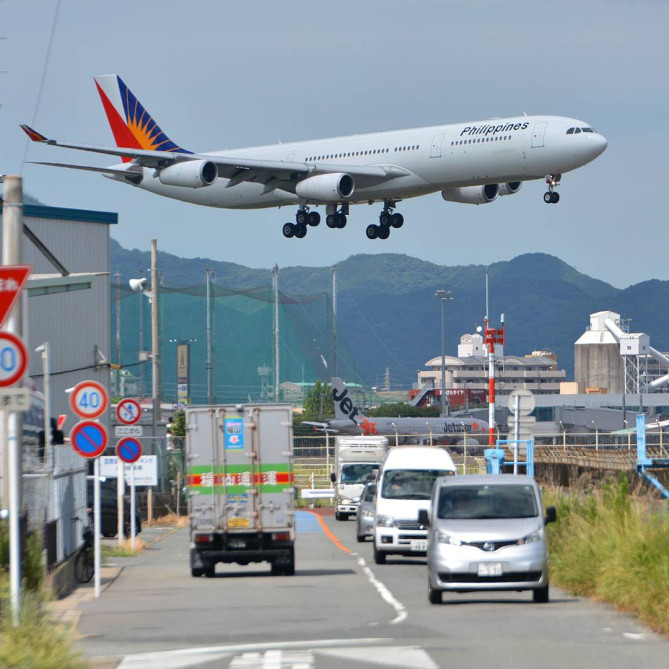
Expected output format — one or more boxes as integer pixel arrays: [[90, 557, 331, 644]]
[[382, 469, 453, 500]]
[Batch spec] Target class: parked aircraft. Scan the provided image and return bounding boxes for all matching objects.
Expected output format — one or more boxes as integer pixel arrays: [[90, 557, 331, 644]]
[[304, 377, 488, 443], [21, 74, 607, 240]]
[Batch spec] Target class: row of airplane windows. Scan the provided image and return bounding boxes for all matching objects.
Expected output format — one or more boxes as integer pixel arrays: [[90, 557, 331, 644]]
[[451, 136, 513, 146], [305, 145, 420, 162]]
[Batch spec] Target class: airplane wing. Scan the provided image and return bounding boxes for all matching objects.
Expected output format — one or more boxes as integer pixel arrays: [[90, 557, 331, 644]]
[[301, 421, 339, 434], [20, 124, 412, 191]]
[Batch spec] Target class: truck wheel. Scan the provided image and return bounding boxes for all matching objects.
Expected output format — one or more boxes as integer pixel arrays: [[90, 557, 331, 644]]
[[428, 582, 442, 605], [191, 567, 204, 577], [283, 558, 295, 576], [373, 544, 386, 565], [533, 583, 549, 603], [356, 533, 366, 542], [203, 562, 216, 578], [340, 513, 349, 521], [271, 561, 282, 576]]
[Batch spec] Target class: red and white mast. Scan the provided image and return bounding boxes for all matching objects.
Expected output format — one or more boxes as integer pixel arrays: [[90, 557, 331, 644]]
[[484, 314, 505, 446]]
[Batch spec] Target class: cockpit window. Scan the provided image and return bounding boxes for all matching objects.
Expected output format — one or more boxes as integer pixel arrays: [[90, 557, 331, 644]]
[[582, 127, 594, 133], [566, 128, 574, 134], [574, 127, 582, 134]]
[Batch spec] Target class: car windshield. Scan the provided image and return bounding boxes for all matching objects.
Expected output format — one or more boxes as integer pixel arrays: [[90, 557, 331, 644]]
[[381, 469, 452, 500], [437, 484, 539, 519], [340, 463, 379, 484]]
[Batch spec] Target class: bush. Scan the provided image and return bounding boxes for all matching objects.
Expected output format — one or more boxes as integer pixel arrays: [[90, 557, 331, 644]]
[[546, 475, 669, 636], [0, 521, 44, 593]]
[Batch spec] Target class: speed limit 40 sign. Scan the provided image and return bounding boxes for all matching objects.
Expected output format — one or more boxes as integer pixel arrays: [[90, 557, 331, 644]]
[[70, 380, 109, 419], [0, 332, 28, 387]]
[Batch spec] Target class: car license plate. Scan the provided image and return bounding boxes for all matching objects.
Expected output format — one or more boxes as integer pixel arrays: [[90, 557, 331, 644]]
[[478, 562, 502, 577], [410, 540, 427, 551], [228, 539, 246, 549]]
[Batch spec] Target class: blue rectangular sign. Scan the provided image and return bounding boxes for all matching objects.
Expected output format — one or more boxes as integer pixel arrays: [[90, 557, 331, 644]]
[[224, 417, 245, 450]]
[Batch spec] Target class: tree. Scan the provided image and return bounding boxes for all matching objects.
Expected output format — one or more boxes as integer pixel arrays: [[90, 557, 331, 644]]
[[301, 381, 334, 421]]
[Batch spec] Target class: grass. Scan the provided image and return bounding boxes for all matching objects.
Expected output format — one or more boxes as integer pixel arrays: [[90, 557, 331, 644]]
[[545, 476, 669, 636], [0, 576, 87, 668], [145, 512, 189, 528], [102, 537, 146, 558]]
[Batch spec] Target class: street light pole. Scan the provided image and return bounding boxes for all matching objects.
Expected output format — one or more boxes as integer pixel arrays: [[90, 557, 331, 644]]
[[435, 290, 453, 417]]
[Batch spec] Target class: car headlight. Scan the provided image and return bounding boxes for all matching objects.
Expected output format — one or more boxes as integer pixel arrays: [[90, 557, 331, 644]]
[[377, 514, 397, 528], [362, 509, 375, 519], [338, 496, 351, 504], [436, 530, 462, 546], [517, 525, 544, 545], [352, 496, 360, 503]]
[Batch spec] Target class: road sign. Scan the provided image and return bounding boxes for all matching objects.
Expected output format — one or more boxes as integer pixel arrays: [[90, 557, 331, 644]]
[[100, 455, 158, 486], [115, 424, 143, 437], [0, 387, 30, 412], [70, 380, 108, 419], [508, 389, 535, 416], [0, 265, 31, 327], [116, 437, 142, 464], [0, 331, 28, 387], [70, 420, 108, 459], [116, 398, 141, 425]]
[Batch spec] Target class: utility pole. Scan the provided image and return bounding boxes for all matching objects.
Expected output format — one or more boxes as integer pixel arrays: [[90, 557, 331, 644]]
[[151, 240, 161, 429], [331, 266, 337, 378], [273, 265, 280, 402], [2, 175, 24, 625], [206, 267, 212, 404]]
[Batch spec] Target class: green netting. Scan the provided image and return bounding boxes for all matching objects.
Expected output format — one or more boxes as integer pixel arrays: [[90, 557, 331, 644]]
[[111, 279, 366, 405]]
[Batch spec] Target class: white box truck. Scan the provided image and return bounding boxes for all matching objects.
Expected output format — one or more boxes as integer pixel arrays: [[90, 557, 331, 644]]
[[330, 435, 388, 521], [186, 404, 295, 577]]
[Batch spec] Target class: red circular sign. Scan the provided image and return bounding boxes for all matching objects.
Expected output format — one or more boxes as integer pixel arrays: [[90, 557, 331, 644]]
[[70, 380, 108, 419], [116, 398, 141, 425], [116, 437, 142, 463], [0, 331, 28, 387], [70, 420, 108, 459]]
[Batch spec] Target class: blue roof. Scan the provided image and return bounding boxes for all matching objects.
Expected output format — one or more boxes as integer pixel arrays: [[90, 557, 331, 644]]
[[1, 201, 117, 225]]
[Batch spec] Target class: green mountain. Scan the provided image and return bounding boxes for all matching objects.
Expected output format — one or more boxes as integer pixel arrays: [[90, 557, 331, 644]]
[[111, 239, 668, 392]]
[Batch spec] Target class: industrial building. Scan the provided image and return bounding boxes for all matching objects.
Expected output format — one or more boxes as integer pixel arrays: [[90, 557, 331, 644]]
[[1, 195, 115, 571]]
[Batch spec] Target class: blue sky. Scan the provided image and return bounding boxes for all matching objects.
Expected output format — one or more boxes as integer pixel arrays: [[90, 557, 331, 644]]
[[2, 0, 668, 288]]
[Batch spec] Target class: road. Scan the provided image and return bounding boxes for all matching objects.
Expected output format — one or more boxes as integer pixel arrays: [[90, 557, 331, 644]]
[[75, 511, 667, 668]]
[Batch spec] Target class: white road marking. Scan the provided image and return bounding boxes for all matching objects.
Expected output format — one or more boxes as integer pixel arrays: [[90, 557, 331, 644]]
[[355, 554, 408, 625], [117, 638, 391, 668], [622, 632, 647, 640], [318, 645, 438, 668]]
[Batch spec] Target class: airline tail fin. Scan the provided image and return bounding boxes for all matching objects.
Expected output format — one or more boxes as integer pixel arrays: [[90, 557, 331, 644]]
[[331, 377, 365, 424], [94, 75, 190, 162]]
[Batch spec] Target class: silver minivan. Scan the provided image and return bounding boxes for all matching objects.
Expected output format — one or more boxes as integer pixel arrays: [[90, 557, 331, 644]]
[[419, 475, 556, 604]]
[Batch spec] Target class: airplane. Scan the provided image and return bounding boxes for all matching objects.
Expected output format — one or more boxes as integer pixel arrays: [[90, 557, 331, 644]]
[[304, 377, 488, 443], [21, 74, 607, 240]]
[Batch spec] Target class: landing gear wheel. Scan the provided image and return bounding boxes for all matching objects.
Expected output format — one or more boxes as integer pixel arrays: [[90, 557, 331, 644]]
[[379, 212, 392, 227], [543, 192, 553, 204], [308, 211, 321, 226], [335, 214, 347, 228], [295, 210, 308, 226], [551, 192, 560, 204], [282, 223, 295, 238], [326, 215, 337, 229], [294, 223, 307, 238], [428, 582, 442, 605], [366, 225, 379, 240], [373, 543, 386, 564], [390, 213, 404, 228], [378, 225, 390, 240], [533, 583, 549, 603]]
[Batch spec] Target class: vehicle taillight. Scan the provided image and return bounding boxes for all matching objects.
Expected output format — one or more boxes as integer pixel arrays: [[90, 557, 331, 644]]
[[194, 533, 214, 544], [272, 532, 290, 541]]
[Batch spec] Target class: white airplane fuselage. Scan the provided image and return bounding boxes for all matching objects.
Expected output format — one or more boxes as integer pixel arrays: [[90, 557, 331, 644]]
[[123, 114, 607, 209]]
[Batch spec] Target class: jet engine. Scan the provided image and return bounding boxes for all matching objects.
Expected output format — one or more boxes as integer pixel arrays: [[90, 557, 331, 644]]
[[295, 173, 355, 202], [441, 184, 499, 204], [498, 181, 523, 196], [158, 160, 217, 188]]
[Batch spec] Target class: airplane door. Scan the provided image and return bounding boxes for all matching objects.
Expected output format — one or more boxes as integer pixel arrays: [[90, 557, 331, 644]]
[[430, 133, 445, 158], [287, 151, 295, 161], [531, 122, 547, 148]]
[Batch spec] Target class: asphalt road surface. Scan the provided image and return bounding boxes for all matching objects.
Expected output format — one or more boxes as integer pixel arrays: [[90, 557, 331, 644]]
[[75, 512, 667, 668]]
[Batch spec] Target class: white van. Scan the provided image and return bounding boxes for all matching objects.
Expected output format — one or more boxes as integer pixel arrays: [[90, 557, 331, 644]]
[[373, 445, 456, 564]]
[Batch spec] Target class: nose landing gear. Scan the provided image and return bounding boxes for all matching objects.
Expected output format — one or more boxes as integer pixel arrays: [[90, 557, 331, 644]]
[[544, 173, 561, 204]]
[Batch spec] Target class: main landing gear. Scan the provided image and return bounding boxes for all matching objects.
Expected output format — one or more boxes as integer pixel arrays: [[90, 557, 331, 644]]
[[366, 202, 404, 240], [282, 207, 321, 238], [543, 173, 561, 204], [326, 203, 349, 229]]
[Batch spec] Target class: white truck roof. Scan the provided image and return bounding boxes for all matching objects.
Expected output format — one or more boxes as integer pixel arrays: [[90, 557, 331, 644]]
[[382, 445, 455, 471]]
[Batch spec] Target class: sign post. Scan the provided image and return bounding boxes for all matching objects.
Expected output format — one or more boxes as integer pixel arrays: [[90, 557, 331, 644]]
[[70, 380, 109, 598], [117, 437, 142, 549]]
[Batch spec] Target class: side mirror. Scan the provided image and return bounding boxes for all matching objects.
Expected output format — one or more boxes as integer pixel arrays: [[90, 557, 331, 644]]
[[329, 472, 335, 484], [544, 506, 557, 525], [418, 509, 430, 527]]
